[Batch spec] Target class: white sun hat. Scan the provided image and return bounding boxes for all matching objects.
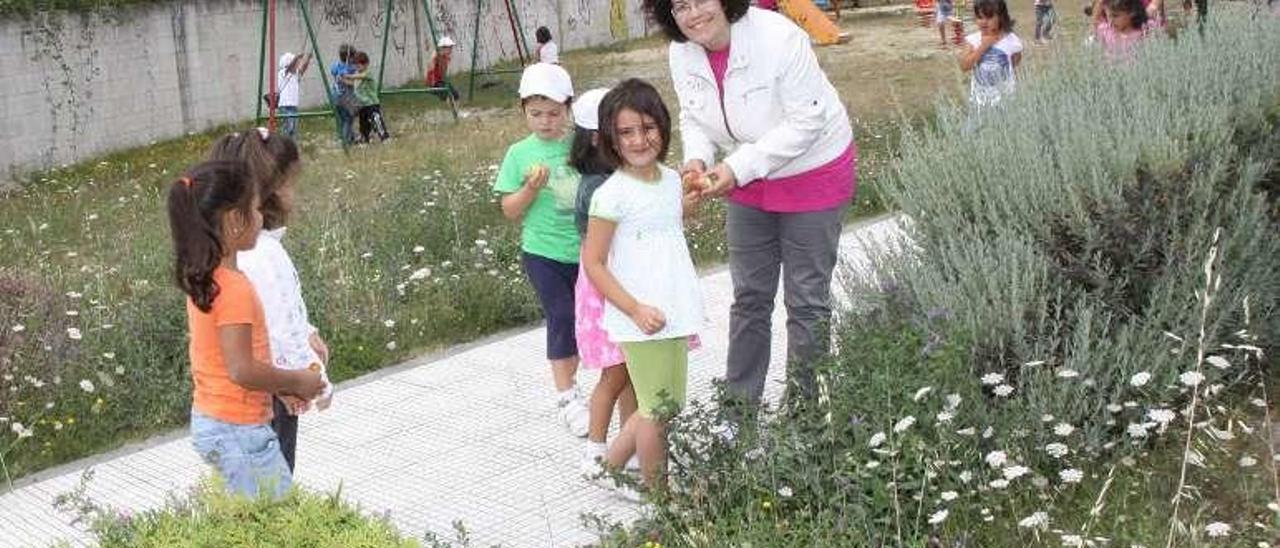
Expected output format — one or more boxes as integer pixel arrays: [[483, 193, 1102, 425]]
[[572, 88, 610, 130], [437, 36, 456, 48], [518, 62, 574, 103]]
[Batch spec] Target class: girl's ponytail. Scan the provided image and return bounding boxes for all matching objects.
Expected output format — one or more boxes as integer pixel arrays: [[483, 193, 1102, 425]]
[[166, 161, 254, 312]]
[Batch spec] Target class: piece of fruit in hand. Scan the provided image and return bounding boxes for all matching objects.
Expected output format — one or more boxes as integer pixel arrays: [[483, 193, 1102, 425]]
[[527, 164, 549, 181], [682, 171, 708, 194]]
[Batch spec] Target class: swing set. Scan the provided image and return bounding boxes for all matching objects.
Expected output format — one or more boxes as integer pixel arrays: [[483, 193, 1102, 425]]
[[254, 0, 533, 141]]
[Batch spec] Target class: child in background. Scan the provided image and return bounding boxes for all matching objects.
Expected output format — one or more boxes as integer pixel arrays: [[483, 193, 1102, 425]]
[[535, 26, 560, 64], [167, 160, 325, 499], [569, 87, 638, 474], [959, 0, 1023, 108], [1092, 0, 1148, 59], [208, 129, 334, 474], [582, 79, 705, 493], [276, 52, 311, 139], [330, 44, 357, 144], [936, 0, 956, 46], [493, 63, 590, 437], [1034, 0, 1057, 42], [426, 36, 461, 101], [350, 51, 391, 143]]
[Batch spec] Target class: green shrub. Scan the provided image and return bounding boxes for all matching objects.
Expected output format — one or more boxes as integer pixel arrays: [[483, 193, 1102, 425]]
[[55, 474, 421, 547], [608, 8, 1280, 546]]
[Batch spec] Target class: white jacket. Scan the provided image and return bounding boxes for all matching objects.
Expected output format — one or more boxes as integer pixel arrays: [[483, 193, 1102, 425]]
[[669, 8, 853, 185], [238, 228, 333, 398]]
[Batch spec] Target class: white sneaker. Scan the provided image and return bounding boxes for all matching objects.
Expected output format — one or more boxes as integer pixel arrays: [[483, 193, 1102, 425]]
[[591, 474, 643, 503], [557, 392, 590, 438], [580, 442, 607, 478]]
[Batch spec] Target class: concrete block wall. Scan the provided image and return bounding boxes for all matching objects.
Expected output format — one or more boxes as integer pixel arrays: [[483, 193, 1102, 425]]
[[0, 0, 649, 181]]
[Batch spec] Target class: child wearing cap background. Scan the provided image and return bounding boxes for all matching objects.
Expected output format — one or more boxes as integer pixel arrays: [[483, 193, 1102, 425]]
[[427, 36, 460, 101], [493, 63, 591, 437], [275, 51, 311, 138]]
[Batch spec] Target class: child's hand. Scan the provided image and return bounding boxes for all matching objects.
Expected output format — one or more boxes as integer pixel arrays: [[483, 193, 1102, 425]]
[[291, 370, 327, 400], [680, 159, 707, 179], [280, 395, 311, 415], [701, 163, 737, 198], [524, 164, 550, 190], [629, 304, 667, 335]]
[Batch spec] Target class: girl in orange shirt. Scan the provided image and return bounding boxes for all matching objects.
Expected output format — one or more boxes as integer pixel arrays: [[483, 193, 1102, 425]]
[[167, 160, 325, 499]]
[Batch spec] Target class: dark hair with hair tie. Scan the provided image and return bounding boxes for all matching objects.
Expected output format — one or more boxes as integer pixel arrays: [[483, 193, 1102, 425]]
[[167, 160, 256, 312]]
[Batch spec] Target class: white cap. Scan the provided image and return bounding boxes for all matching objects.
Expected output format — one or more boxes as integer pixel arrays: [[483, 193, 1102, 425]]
[[572, 88, 610, 130], [278, 52, 296, 67], [518, 62, 574, 103], [437, 36, 456, 48]]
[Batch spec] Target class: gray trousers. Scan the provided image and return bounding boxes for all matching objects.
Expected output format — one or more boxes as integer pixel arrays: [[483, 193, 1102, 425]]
[[724, 201, 845, 405]]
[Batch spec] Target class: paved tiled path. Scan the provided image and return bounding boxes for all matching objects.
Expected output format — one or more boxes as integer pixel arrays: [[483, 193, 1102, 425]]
[[0, 215, 902, 547]]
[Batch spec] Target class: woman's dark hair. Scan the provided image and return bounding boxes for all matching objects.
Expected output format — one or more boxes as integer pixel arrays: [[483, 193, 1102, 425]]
[[536, 26, 552, 44], [167, 160, 256, 312], [1106, 0, 1148, 27], [642, 0, 750, 43], [973, 0, 1015, 31], [597, 79, 671, 169], [569, 127, 612, 175], [208, 130, 300, 230]]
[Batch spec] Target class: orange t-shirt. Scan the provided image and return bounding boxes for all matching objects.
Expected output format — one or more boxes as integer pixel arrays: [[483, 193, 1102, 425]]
[[186, 267, 273, 425]]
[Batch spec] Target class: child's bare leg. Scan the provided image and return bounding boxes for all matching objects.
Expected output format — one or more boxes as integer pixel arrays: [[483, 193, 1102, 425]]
[[551, 356, 579, 392], [633, 416, 668, 487], [938, 23, 947, 44], [618, 383, 637, 426], [605, 414, 639, 467], [588, 365, 629, 443]]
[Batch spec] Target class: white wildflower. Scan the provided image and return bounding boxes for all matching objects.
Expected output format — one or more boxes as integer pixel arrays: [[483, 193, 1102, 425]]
[[408, 267, 432, 281], [1239, 455, 1257, 468], [981, 372, 1004, 385], [67, 327, 82, 340], [989, 478, 1010, 489], [1179, 371, 1205, 387], [79, 379, 95, 393], [868, 432, 886, 448], [956, 427, 977, 436], [1018, 511, 1050, 529], [912, 386, 933, 402], [1061, 534, 1085, 547], [985, 451, 1008, 468], [11, 324, 25, 333], [777, 486, 793, 498], [1204, 522, 1231, 537], [412, 245, 425, 254], [944, 394, 962, 409], [1031, 475, 1049, 488], [386, 341, 397, 350], [1127, 423, 1151, 438], [474, 239, 489, 247], [1053, 423, 1075, 437], [1057, 369, 1079, 379], [1205, 356, 1230, 369], [1003, 465, 1030, 480], [935, 410, 954, 423], [1129, 371, 1151, 387], [893, 416, 916, 433], [927, 509, 949, 525], [940, 491, 958, 501], [982, 426, 994, 438], [1024, 360, 1045, 367], [383, 320, 396, 328], [102, 352, 115, 360], [994, 384, 1014, 397], [1045, 442, 1069, 458], [1041, 414, 1055, 423], [1107, 403, 1123, 413], [1059, 468, 1084, 483], [10, 422, 33, 439], [959, 470, 973, 483], [1147, 409, 1176, 424]]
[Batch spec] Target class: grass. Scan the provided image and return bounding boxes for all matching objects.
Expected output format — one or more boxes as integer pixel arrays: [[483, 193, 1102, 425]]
[[0, 7, 952, 483]]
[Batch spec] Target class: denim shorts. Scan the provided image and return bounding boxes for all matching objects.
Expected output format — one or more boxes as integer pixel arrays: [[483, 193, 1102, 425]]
[[190, 410, 292, 500]]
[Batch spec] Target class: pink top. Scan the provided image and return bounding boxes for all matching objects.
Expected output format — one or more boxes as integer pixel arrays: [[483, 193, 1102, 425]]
[[707, 44, 857, 213], [1095, 22, 1146, 60]]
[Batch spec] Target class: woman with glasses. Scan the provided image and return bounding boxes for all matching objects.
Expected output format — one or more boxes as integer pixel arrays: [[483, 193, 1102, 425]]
[[642, 0, 856, 416]]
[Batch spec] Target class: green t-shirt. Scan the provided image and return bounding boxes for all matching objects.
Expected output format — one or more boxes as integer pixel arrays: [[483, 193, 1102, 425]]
[[492, 134, 581, 263], [355, 76, 379, 106]]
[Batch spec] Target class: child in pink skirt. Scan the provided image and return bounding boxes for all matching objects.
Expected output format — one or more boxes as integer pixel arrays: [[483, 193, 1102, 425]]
[[570, 88, 638, 474]]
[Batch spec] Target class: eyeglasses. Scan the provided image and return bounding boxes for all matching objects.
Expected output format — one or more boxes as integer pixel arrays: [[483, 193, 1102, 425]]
[[671, 0, 716, 19]]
